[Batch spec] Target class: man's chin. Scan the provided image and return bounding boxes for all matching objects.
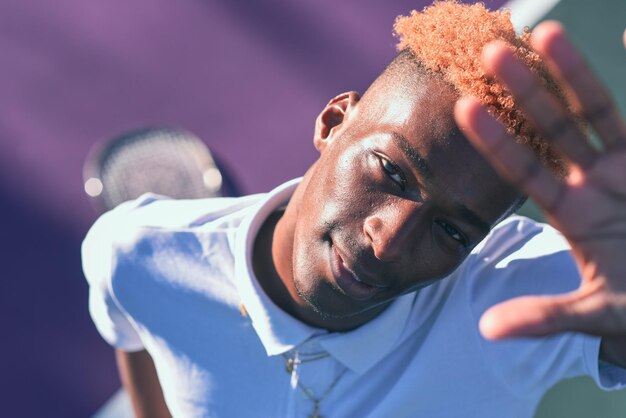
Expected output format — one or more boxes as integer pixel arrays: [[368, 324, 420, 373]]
[[294, 279, 390, 324], [295, 285, 344, 321]]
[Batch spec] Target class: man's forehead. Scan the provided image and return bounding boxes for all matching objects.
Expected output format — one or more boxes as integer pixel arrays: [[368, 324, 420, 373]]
[[360, 72, 459, 143]]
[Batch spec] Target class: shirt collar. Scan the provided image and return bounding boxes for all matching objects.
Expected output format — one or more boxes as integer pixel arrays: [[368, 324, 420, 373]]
[[233, 177, 416, 374], [234, 178, 320, 356], [316, 293, 414, 375]]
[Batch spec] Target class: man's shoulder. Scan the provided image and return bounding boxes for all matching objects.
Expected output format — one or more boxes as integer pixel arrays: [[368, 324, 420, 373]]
[[87, 192, 261, 243], [461, 215, 579, 304], [475, 215, 569, 261], [82, 193, 262, 283], [108, 192, 263, 230], [83, 193, 259, 314]]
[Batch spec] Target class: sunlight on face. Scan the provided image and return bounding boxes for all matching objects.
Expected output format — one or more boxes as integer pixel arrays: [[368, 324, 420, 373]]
[[379, 93, 418, 126]]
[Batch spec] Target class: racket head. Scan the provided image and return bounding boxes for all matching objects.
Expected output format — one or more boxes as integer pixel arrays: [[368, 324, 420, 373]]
[[83, 127, 223, 212]]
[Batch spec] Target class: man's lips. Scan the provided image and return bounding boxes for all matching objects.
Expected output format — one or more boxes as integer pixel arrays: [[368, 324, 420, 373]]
[[330, 243, 388, 300]]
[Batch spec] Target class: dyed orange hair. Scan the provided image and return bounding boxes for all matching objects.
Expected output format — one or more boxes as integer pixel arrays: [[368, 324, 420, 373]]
[[394, 0, 570, 177]]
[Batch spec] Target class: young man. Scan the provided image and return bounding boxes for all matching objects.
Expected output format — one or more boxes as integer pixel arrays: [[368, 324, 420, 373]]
[[83, 2, 626, 417]]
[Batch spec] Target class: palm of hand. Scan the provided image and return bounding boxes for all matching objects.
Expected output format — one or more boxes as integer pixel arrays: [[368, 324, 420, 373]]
[[552, 149, 626, 335], [455, 22, 626, 342]]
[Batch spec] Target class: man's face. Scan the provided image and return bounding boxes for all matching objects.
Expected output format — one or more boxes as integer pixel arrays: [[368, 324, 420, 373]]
[[289, 74, 520, 325]]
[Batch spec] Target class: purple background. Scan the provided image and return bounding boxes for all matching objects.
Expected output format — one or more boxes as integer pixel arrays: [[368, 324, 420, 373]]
[[0, 1, 505, 417]]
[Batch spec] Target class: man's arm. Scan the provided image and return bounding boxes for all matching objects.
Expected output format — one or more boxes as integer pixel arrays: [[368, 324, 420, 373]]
[[454, 23, 626, 356], [115, 349, 172, 418]]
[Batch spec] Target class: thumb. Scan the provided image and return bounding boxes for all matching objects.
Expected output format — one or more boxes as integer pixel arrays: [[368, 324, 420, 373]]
[[479, 294, 580, 340]]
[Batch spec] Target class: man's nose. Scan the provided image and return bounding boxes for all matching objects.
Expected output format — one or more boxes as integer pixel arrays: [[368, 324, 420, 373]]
[[362, 200, 423, 263]]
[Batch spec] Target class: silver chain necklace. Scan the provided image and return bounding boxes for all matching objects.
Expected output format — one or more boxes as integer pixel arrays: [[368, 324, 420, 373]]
[[240, 303, 347, 417], [282, 351, 348, 418]]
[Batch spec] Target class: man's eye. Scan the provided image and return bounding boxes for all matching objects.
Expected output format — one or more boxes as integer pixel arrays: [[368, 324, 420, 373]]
[[377, 154, 406, 190], [435, 220, 468, 247]]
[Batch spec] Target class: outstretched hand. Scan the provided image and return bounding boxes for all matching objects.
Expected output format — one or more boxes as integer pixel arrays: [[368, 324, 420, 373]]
[[454, 22, 626, 342]]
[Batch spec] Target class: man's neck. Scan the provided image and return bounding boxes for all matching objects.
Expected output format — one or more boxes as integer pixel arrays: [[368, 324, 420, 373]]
[[251, 210, 299, 319]]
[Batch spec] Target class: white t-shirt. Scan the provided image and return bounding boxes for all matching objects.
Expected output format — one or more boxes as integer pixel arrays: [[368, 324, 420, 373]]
[[82, 178, 625, 418]]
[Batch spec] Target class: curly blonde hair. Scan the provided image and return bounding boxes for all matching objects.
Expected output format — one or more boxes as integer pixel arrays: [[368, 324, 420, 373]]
[[394, 0, 569, 177]]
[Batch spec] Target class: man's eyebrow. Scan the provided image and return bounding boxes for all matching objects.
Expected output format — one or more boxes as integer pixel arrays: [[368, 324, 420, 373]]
[[389, 132, 491, 235], [389, 132, 432, 180]]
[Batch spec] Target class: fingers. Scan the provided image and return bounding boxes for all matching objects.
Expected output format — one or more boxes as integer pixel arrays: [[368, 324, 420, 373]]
[[479, 295, 574, 339], [532, 21, 626, 151], [480, 276, 625, 339], [455, 97, 566, 215], [481, 41, 599, 168], [478, 291, 609, 339]]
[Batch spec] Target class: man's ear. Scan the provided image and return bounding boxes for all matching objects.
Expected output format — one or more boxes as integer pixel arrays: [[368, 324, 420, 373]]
[[313, 91, 360, 152]]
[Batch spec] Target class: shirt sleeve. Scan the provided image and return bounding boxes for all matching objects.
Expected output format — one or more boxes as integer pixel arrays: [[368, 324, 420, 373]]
[[588, 352, 626, 390], [466, 216, 626, 398], [81, 200, 149, 352]]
